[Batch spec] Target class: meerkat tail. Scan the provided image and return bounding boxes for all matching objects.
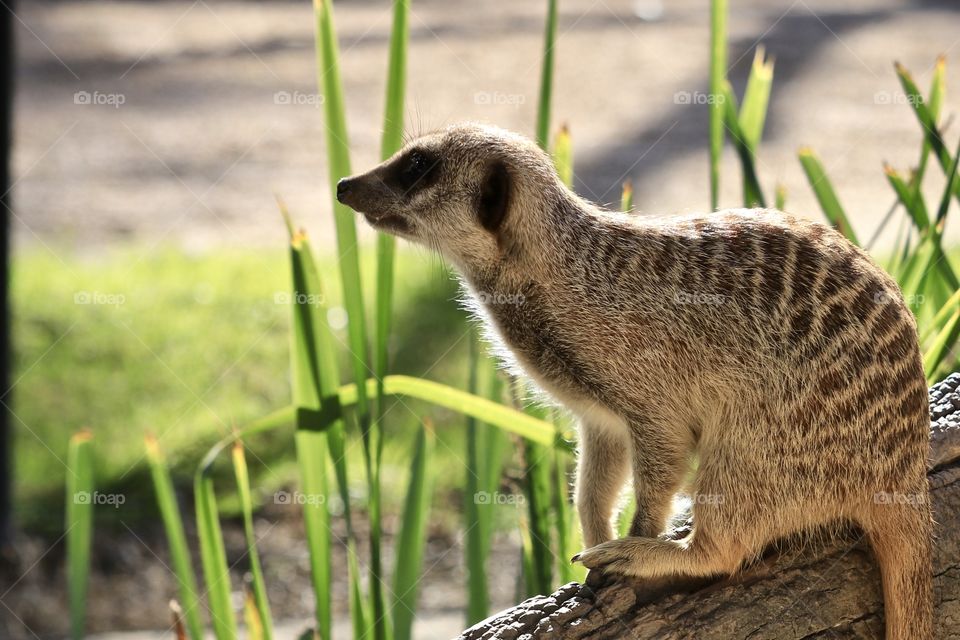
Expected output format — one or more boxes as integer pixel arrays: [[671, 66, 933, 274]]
[[862, 497, 933, 640]]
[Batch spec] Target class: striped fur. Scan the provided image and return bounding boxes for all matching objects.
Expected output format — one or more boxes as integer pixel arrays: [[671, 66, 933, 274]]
[[339, 123, 933, 639]]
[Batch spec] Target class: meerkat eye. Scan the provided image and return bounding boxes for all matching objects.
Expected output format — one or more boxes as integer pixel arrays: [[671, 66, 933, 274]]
[[398, 150, 435, 192]]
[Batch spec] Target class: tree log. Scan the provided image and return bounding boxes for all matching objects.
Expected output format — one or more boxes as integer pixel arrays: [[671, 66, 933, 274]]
[[457, 374, 960, 639]]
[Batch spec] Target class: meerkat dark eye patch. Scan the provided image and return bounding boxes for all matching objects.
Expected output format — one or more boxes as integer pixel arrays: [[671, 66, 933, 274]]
[[393, 148, 440, 196], [478, 161, 510, 233]]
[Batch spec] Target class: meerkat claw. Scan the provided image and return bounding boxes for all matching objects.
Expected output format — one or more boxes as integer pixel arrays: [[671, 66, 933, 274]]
[[573, 544, 615, 570], [573, 539, 645, 576]]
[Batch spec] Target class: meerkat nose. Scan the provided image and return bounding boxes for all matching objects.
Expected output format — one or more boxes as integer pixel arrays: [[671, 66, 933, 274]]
[[336, 178, 353, 204]]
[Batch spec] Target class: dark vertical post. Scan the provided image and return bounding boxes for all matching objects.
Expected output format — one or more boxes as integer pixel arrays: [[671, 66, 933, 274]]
[[0, 0, 15, 551]]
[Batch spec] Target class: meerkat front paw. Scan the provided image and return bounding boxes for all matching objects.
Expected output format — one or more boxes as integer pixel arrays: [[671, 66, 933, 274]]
[[571, 538, 644, 576]]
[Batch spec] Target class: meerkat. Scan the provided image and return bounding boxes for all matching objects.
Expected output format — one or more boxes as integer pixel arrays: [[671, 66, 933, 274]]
[[337, 123, 933, 639]]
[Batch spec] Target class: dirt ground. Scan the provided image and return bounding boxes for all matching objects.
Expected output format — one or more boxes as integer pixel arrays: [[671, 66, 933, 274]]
[[12, 0, 960, 256], [0, 498, 527, 639], [8, 0, 960, 637]]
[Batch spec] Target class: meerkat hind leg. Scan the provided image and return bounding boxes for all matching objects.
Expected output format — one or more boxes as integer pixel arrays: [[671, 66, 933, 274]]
[[627, 429, 690, 539], [573, 525, 747, 580]]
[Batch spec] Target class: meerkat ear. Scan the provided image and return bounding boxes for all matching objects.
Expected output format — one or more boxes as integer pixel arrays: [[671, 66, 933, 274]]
[[478, 161, 511, 234]]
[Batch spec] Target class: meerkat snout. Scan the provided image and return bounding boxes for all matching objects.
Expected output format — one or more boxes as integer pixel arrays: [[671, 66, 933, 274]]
[[335, 177, 352, 201]]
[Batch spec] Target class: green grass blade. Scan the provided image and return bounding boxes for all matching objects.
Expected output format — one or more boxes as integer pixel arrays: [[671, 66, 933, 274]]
[[347, 542, 370, 640], [519, 521, 535, 597], [375, 235, 397, 419], [464, 344, 510, 624], [900, 234, 939, 316], [313, 0, 371, 430], [924, 307, 960, 382], [391, 422, 435, 640], [288, 227, 371, 639], [244, 588, 266, 640], [888, 67, 960, 302], [464, 337, 489, 623], [523, 441, 553, 595], [774, 184, 786, 210], [194, 471, 237, 640], [798, 147, 859, 245], [563, 499, 586, 583], [519, 396, 554, 597], [910, 56, 945, 204], [289, 228, 369, 640], [883, 164, 958, 292], [551, 124, 573, 188], [295, 430, 332, 640], [914, 132, 960, 330], [370, 230, 391, 640], [535, 0, 559, 149], [896, 232, 929, 290], [145, 436, 205, 640], [932, 118, 960, 228], [199, 369, 564, 469], [552, 445, 576, 584], [738, 46, 774, 153], [380, 0, 409, 161], [895, 62, 960, 218], [885, 164, 930, 231], [621, 182, 634, 213], [288, 227, 336, 638], [337, 375, 562, 448], [720, 82, 765, 208], [904, 132, 960, 327], [709, 0, 728, 210], [232, 442, 274, 640], [370, 4, 410, 634], [66, 431, 94, 640], [884, 206, 910, 275], [617, 495, 637, 539], [478, 368, 510, 497], [920, 287, 960, 344]]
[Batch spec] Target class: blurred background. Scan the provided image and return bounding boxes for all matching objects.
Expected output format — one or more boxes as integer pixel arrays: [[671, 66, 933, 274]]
[[4, 0, 960, 637]]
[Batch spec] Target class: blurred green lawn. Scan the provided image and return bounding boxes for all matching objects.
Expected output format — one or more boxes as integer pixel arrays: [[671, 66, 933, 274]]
[[12, 245, 480, 531]]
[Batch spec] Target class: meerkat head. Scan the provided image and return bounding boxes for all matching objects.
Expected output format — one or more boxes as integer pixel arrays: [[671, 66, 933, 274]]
[[337, 122, 564, 270]]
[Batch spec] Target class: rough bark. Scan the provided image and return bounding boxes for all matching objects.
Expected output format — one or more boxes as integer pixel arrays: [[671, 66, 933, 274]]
[[457, 374, 960, 640]]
